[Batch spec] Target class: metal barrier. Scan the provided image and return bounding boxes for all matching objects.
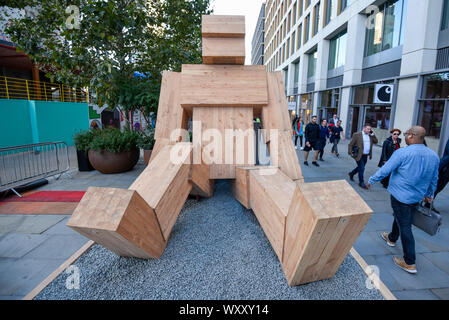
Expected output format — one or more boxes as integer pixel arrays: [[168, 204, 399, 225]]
[[0, 142, 70, 196]]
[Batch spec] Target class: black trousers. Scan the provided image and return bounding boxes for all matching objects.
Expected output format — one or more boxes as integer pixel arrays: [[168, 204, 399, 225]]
[[435, 165, 449, 198], [294, 135, 303, 147]]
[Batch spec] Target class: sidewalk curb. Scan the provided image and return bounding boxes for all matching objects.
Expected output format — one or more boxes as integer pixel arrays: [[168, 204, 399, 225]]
[[22, 240, 95, 300], [350, 247, 397, 300]]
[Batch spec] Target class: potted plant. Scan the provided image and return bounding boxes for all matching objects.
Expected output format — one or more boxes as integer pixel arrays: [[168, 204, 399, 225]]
[[88, 128, 140, 174], [137, 130, 155, 166], [74, 130, 96, 171]]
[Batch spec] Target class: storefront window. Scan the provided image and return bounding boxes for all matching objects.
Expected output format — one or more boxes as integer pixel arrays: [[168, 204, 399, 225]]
[[353, 85, 374, 104], [365, 106, 391, 143], [318, 89, 339, 122], [300, 93, 313, 123], [418, 72, 449, 154], [364, 0, 407, 57]]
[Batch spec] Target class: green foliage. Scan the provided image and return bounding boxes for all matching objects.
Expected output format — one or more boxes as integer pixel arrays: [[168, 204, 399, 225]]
[[74, 129, 98, 152], [3, 0, 212, 121], [89, 128, 139, 153], [136, 129, 155, 150]]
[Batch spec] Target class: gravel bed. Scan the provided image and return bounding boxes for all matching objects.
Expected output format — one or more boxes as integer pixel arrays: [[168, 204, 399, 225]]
[[35, 180, 383, 300]]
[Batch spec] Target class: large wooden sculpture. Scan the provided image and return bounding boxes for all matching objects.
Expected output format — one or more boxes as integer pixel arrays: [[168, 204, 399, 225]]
[[67, 15, 372, 286]]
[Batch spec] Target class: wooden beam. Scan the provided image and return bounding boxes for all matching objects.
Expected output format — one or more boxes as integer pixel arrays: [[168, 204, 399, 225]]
[[268, 130, 303, 181], [202, 15, 245, 38], [282, 180, 372, 286], [202, 37, 245, 65], [180, 64, 268, 111]]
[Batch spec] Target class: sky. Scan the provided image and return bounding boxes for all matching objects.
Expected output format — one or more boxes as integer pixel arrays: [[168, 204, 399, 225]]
[[210, 0, 266, 65]]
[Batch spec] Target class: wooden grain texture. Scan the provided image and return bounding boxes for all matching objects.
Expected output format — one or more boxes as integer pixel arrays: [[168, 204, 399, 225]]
[[189, 163, 215, 198], [261, 72, 292, 143], [202, 15, 245, 38], [129, 143, 192, 240], [149, 138, 170, 163], [67, 187, 166, 259], [248, 168, 296, 261], [282, 180, 372, 286], [268, 130, 303, 181], [155, 71, 188, 141], [192, 106, 255, 179], [202, 37, 245, 65], [180, 64, 268, 111]]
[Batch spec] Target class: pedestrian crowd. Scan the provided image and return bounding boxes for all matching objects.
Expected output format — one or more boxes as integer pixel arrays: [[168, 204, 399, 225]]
[[291, 114, 449, 275]]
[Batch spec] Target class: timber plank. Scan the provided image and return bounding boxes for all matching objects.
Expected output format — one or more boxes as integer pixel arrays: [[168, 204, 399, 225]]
[[202, 37, 245, 65], [180, 65, 268, 111]]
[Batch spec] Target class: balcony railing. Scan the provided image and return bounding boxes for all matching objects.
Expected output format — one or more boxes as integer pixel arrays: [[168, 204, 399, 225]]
[[0, 76, 88, 103]]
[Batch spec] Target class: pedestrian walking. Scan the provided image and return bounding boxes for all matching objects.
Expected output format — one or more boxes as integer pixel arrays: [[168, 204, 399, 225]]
[[366, 126, 439, 274], [330, 120, 345, 157], [318, 119, 330, 161], [424, 137, 449, 213], [378, 129, 402, 189], [348, 124, 378, 189], [329, 113, 339, 127], [303, 115, 321, 167], [293, 116, 304, 150]]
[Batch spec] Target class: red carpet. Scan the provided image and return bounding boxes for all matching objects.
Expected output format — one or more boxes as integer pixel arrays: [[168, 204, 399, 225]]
[[1, 191, 85, 203]]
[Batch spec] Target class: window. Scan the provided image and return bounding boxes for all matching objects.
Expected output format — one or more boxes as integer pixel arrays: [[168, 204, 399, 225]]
[[299, 0, 303, 17], [325, 0, 338, 26], [286, 37, 290, 59], [307, 49, 318, 78], [313, 2, 320, 36], [294, 61, 300, 86], [442, 0, 449, 30], [304, 14, 310, 43], [297, 24, 302, 49], [328, 30, 347, 70], [293, 2, 297, 24], [339, 0, 348, 13], [291, 31, 296, 54], [364, 0, 408, 57], [288, 11, 292, 32]]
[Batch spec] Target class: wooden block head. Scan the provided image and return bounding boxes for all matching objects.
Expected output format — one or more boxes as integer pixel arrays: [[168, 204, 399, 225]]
[[67, 187, 166, 259], [201, 15, 245, 65], [202, 15, 245, 38]]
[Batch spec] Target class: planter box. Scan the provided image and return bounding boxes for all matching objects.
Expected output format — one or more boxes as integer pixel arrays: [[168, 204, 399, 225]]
[[88, 148, 139, 174], [76, 149, 94, 171]]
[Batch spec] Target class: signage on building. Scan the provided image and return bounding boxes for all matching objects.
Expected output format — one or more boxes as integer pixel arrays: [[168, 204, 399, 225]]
[[374, 84, 394, 104]]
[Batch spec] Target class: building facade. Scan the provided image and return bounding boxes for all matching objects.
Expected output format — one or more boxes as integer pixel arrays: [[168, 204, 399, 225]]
[[264, 0, 449, 156], [252, 3, 266, 65]]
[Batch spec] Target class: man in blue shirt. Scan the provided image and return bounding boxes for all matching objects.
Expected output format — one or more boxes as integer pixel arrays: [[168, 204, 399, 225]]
[[367, 126, 439, 274], [318, 119, 330, 161]]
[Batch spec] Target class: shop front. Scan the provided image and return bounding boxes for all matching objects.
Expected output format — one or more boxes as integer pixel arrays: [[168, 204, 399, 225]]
[[300, 93, 313, 124], [317, 88, 340, 124], [349, 82, 394, 145], [417, 72, 449, 155]]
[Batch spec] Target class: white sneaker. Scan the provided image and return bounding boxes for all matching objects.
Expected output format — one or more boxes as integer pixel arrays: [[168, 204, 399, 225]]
[[300, 147, 304, 150], [295, 146, 298, 150]]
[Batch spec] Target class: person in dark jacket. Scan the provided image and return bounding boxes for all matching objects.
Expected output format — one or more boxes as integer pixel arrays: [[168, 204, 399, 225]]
[[303, 115, 321, 167], [318, 119, 330, 161], [378, 129, 402, 188], [330, 120, 345, 157], [425, 138, 449, 213]]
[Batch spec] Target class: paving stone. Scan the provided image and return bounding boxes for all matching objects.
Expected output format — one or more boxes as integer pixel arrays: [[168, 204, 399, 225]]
[[0, 215, 29, 234], [42, 217, 76, 236], [392, 289, 439, 300], [0, 257, 65, 296], [0, 233, 49, 258], [23, 235, 88, 260], [0, 295, 23, 300], [422, 252, 449, 275], [6, 215, 66, 234], [359, 255, 404, 291], [365, 254, 449, 291], [414, 228, 449, 252], [431, 288, 449, 300]]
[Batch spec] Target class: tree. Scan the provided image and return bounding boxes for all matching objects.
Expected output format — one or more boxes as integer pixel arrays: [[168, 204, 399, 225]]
[[2, 0, 212, 127]]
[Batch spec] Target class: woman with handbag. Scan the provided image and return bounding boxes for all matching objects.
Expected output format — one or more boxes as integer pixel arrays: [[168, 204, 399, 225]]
[[378, 129, 402, 188]]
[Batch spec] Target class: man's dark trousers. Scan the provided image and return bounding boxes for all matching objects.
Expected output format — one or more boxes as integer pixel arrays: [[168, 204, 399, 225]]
[[350, 154, 368, 184], [388, 195, 418, 265]]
